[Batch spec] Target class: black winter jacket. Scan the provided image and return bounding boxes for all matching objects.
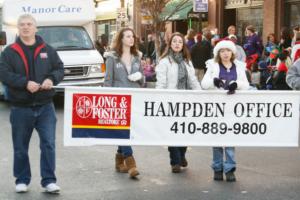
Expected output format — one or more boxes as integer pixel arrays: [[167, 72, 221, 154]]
[[0, 36, 64, 106]]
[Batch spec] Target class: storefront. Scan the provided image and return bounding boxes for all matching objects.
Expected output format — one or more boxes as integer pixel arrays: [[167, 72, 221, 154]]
[[95, 0, 119, 44], [161, 0, 208, 35], [224, 0, 263, 40], [206, 0, 300, 43]]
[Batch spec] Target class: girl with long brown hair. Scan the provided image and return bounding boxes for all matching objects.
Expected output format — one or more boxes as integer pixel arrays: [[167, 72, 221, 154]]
[[104, 27, 144, 178], [156, 32, 201, 173]]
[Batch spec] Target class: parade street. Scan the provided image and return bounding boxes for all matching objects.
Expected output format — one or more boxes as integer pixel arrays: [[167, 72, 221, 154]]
[[0, 98, 300, 200]]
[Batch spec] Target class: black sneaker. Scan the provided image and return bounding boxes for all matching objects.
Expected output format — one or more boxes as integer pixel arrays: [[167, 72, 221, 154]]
[[213, 171, 223, 181], [225, 171, 236, 182]]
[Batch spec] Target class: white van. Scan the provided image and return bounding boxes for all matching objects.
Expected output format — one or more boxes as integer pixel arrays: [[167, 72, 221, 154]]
[[1, 0, 105, 93]]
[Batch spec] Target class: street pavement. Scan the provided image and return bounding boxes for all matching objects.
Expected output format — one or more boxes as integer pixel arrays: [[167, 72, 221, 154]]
[[0, 97, 300, 200]]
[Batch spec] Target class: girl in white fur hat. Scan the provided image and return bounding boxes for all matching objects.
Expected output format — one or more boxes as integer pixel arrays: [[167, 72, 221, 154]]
[[201, 40, 249, 182]]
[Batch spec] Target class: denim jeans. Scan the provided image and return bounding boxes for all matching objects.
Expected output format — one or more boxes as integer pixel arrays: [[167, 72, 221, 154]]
[[212, 147, 236, 173], [168, 147, 187, 166], [10, 103, 57, 187], [117, 146, 133, 157]]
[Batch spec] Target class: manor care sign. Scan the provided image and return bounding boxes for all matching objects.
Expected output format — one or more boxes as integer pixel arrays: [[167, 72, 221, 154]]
[[64, 87, 300, 147]]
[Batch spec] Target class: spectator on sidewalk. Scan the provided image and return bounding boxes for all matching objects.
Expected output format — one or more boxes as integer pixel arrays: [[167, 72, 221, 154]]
[[191, 33, 213, 81], [185, 29, 196, 50], [291, 25, 300, 47], [95, 34, 109, 58], [225, 25, 241, 45], [250, 62, 261, 89], [273, 51, 291, 90], [0, 14, 64, 194], [263, 33, 278, 58], [136, 36, 146, 58], [146, 33, 156, 62], [279, 27, 292, 50], [243, 25, 263, 70], [143, 57, 156, 82], [228, 34, 246, 62]]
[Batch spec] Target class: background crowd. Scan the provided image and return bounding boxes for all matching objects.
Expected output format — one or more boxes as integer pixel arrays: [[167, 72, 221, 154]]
[[95, 25, 300, 91]]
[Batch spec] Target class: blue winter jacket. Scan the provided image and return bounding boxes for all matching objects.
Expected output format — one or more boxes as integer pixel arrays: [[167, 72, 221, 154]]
[[243, 33, 263, 57]]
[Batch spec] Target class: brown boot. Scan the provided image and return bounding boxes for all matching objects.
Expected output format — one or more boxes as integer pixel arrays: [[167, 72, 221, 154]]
[[171, 165, 181, 173], [124, 156, 140, 178], [115, 153, 128, 173]]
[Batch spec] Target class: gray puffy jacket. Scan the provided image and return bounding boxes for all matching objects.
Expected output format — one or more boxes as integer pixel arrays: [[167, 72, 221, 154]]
[[104, 51, 144, 88]]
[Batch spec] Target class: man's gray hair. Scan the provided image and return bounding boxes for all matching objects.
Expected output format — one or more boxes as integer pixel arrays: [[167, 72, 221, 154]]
[[17, 14, 37, 26]]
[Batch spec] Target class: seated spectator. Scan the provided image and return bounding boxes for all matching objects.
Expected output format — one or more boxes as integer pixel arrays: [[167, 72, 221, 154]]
[[258, 61, 273, 90], [250, 62, 261, 88], [264, 33, 278, 58], [273, 51, 291, 90], [276, 49, 292, 69]]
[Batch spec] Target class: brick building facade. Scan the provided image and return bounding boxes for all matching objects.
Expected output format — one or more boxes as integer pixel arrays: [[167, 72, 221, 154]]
[[208, 0, 300, 42]]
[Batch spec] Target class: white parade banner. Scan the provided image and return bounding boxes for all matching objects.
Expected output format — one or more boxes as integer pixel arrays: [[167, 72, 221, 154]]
[[64, 87, 300, 147]]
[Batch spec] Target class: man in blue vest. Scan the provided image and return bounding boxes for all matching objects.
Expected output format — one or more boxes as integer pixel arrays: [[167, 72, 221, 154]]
[[0, 14, 64, 194]]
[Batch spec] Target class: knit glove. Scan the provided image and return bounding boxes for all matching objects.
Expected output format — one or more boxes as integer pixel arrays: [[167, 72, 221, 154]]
[[227, 81, 238, 95], [213, 78, 225, 88], [128, 72, 143, 82]]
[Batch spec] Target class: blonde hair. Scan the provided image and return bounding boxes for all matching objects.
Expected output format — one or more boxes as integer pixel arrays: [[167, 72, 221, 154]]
[[227, 25, 236, 33]]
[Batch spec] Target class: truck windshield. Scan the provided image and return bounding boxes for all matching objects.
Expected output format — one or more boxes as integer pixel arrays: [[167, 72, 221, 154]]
[[37, 27, 94, 50]]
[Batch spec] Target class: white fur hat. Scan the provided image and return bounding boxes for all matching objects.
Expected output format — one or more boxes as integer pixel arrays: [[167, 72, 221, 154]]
[[213, 40, 237, 58]]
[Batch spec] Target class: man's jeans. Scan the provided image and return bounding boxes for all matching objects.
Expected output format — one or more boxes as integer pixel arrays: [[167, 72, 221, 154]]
[[212, 147, 236, 173], [10, 103, 57, 187], [117, 146, 133, 157], [168, 147, 187, 166]]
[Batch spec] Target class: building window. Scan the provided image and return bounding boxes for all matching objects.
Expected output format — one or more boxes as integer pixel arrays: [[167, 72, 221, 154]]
[[96, 20, 116, 45], [284, 2, 300, 28], [236, 7, 263, 41]]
